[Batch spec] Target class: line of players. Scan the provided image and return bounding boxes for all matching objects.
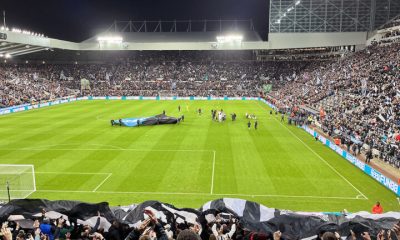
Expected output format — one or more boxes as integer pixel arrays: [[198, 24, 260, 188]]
[[177, 105, 259, 130]]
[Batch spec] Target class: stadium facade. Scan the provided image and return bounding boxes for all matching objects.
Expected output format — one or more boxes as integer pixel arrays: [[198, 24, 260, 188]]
[[0, 1, 398, 55], [269, 0, 400, 33]]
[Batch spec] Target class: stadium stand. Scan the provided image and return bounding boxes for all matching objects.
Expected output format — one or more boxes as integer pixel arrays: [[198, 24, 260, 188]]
[[1, 41, 400, 170], [1, 8, 400, 239], [269, 41, 400, 170], [1, 42, 399, 171], [0, 51, 308, 106]]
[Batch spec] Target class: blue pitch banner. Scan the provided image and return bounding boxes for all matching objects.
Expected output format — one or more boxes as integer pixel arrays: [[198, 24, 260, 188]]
[[111, 114, 181, 127]]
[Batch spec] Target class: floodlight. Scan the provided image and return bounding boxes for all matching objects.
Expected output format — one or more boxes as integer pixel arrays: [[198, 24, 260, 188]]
[[97, 36, 123, 43], [4, 53, 11, 58], [216, 34, 243, 43], [295, 0, 301, 5]]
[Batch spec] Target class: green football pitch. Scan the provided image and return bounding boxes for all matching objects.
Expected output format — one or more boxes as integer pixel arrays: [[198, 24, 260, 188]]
[[0, 100, 398, 212]]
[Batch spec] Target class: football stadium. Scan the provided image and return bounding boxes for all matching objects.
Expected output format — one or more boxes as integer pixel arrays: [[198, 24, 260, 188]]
[[0, 0, 400, 239]]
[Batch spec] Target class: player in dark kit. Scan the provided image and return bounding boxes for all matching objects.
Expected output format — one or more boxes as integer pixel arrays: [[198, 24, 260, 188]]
[[178, 105, 181, 112], [231, 113, 236, 121], [254, 120, 258, 130], [247, 121, 251, 130]]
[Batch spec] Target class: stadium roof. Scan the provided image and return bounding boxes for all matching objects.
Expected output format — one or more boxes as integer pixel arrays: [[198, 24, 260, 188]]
[[82, 31, 262, 43], [0, 41, 48, 57]]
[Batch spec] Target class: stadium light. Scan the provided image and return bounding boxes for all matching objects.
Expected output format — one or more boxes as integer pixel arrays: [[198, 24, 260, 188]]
[[6, 27, 46, 37], [97, 35, 123, 43], [216, 34, 243, 43], [4, 53, 11, 59], [274, 0, 301, 25]]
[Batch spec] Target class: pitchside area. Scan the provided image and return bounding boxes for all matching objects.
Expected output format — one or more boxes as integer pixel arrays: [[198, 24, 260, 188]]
[[0, 100, 398, 211]]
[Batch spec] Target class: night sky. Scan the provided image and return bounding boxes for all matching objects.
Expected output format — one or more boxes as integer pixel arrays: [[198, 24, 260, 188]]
[[2, 0, 269, 42]]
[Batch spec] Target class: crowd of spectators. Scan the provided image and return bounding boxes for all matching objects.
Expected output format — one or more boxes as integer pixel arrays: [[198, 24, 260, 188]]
[[270, 42, 400, 169], [0, 51, 309, 107], [0, 208, 399, 240], [0, 64, 75, 107]]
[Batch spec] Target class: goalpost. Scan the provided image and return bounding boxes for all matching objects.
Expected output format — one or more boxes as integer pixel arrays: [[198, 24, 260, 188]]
[[0, 164, 36, 201]]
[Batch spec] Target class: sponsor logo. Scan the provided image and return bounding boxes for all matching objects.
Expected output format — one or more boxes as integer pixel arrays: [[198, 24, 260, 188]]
[[370, 169, 399, 193], [345, 154, 365, 171]]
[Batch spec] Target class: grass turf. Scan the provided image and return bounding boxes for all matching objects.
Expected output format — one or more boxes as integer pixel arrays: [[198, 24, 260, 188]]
[[0, 100, 398, 212]]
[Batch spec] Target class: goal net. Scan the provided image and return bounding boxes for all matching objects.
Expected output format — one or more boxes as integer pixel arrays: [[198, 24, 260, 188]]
[[0, 164, 36, 200]]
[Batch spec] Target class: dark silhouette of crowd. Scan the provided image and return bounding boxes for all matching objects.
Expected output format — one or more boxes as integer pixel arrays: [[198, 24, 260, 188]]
[[0, 207, 399, 240]]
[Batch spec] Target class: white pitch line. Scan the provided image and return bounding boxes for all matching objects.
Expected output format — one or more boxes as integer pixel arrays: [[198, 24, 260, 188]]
[[36, 171, 112, 175], [33, 189, 364, 200], [3, 148, 215, 152], [257, 103, 369, 200], [274, 120, 368, 200], [92, 173, 112, 192], [211, 193, 366, 200], [210, 150, 216, 194]]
